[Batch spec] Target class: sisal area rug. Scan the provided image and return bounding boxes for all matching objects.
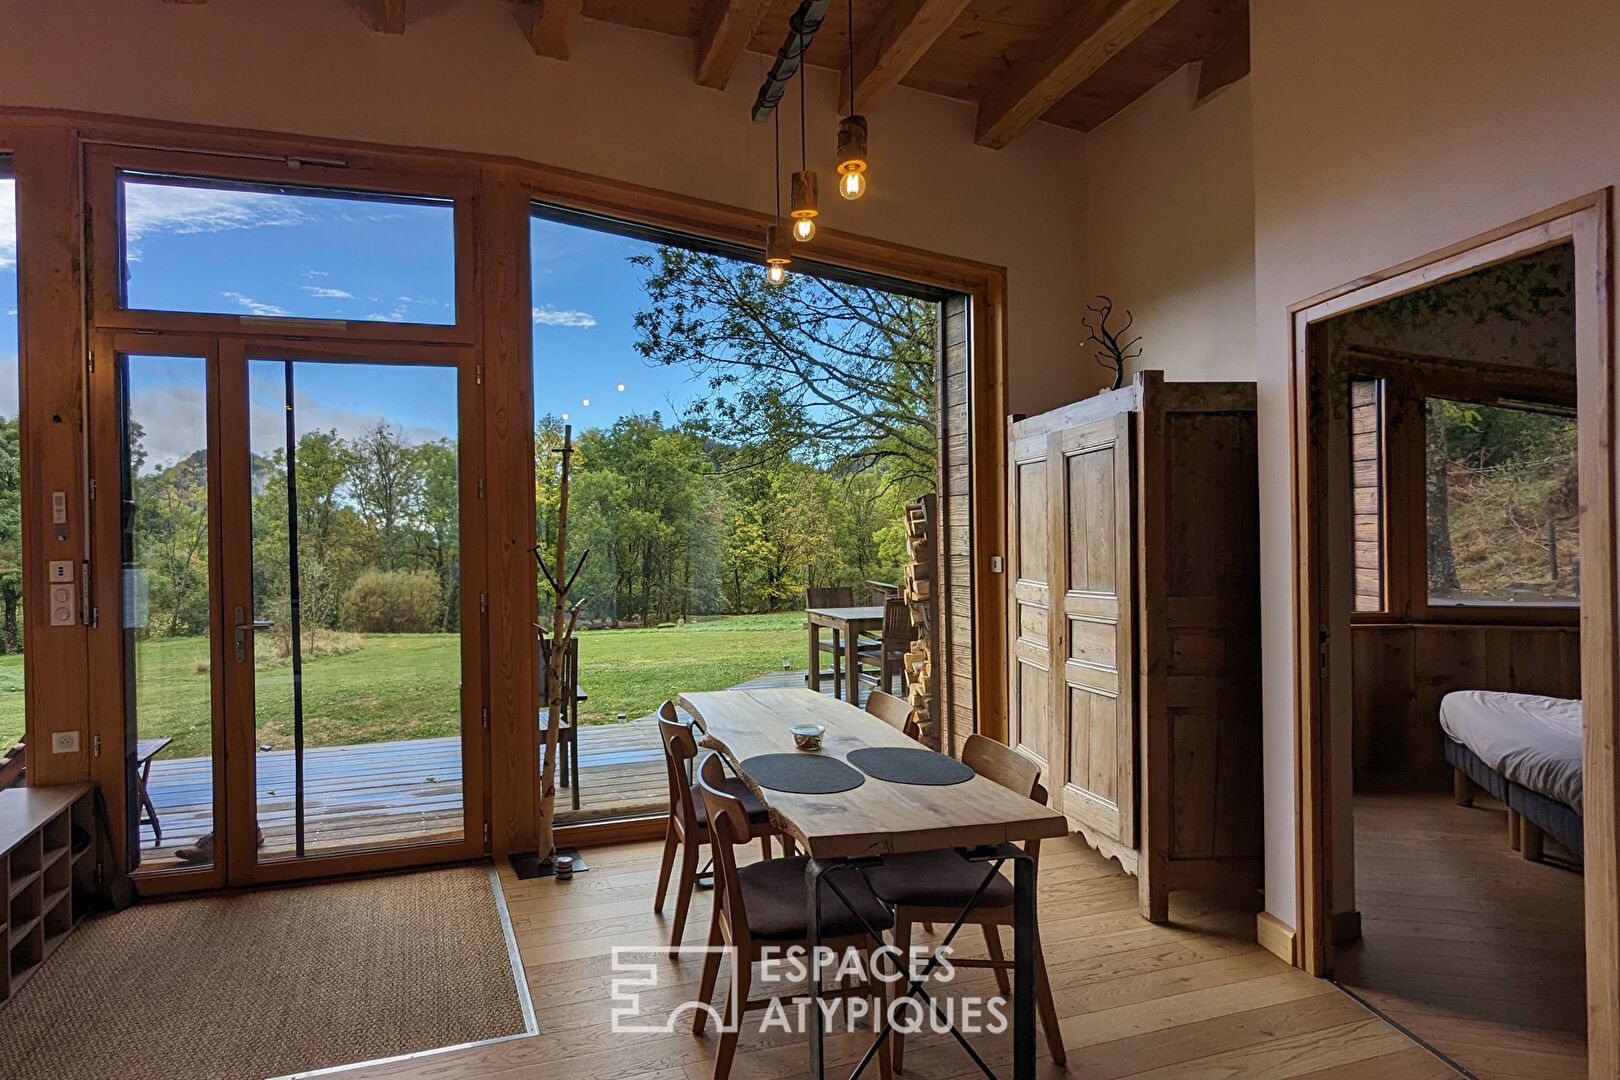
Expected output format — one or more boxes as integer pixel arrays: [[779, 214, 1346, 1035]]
[[0, 864, 531, 1079]]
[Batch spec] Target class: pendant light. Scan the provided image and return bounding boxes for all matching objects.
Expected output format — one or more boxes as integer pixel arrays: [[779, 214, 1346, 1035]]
[[836, 0, 868, 200], [765, 106, 791, 284], [789, 24, 820, 242]]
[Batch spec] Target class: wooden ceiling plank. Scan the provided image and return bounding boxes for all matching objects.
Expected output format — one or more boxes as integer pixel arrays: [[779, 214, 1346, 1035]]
[[694, 0, 773, 90], [840, 0, 973, 114], [379, 0, 405, 34], [1195, 16, 1249, 103], [520, 0, 585, 60], [974, 0, 1182, 149]]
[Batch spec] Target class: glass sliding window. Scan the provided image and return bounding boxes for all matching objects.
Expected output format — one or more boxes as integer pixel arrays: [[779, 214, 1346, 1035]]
[[0, 158, 22, 776], [1425, 397, 1579, 607], [117, 172, 455, 325], [1349, 377, 1386, 613]]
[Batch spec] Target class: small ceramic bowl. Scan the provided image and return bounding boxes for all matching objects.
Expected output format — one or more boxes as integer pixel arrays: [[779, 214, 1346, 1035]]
[[789, 724, 826, 752]]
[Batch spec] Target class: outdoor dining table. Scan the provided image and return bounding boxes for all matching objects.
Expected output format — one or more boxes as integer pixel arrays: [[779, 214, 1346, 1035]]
[[805, 605, 884, 705], [680, 687, 1068, 1080]]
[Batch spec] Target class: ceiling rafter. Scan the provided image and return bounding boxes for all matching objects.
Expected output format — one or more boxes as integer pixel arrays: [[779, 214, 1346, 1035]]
[[518, 0, 584, 60], [379, 0, 405, 34], [839, 0, 972, 115], [694, 0, 773, 90], [974, 0, 1181, 149], [1195, 11, 1249, 103]]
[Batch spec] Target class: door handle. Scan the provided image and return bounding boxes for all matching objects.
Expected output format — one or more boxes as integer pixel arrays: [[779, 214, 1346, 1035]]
[[233, 605, 275, 663]]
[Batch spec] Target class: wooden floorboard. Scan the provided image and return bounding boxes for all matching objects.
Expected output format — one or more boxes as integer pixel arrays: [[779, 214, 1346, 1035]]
[[332, 833, 1423, 1080], [1336, 793, 1587, 1080]]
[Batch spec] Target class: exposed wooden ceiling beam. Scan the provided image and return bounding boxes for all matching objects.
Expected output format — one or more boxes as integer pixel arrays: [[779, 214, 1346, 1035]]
[[694, 0, 771, 90], [974, 0, 1181, 149], [1195, 13, 1249, 103], [839, 0, 972, 115], [519, 0, 584, 60], [379, 0, 405, 34]]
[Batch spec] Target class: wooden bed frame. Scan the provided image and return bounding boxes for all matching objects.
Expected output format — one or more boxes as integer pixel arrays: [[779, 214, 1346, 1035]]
[[1447, 735, 1584, 864]]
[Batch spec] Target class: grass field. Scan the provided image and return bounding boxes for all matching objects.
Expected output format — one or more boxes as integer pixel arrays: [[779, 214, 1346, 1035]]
[[0, 613, 806, 758]]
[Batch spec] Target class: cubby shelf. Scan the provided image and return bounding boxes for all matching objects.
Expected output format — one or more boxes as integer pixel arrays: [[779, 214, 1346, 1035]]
[[0, 783, 94, 1005]]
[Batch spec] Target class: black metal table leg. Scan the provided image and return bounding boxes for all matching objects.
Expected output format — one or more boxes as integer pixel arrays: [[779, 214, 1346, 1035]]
[[1012, 849, 1035, 1078]]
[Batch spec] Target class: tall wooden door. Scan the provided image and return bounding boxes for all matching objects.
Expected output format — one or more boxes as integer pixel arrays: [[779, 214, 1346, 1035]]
[[1051, 413, 1136, 848], [1007, 424, 1056, 786]]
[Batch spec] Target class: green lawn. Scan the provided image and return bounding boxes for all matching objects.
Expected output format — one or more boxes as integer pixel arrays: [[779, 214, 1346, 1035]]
[[0, 613, 807, 758]]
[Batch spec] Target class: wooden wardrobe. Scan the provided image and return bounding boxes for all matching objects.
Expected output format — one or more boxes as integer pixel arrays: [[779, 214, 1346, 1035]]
[[1006, 371, 1262, 921]]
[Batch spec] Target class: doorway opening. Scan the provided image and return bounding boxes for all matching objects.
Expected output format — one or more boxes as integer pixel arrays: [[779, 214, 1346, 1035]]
[[1291, 199, 1614, 1080]]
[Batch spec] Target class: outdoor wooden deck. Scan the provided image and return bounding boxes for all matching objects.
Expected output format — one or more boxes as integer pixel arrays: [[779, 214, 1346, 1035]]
[[135, 670, 875, 871]]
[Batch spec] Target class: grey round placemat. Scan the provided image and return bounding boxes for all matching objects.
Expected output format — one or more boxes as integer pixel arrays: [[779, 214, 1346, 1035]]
[[847, 746, 975, 786], [738, 753, 866, 794]]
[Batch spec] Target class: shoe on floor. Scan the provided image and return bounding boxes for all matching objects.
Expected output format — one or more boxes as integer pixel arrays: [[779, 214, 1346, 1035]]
[[174, 833, 215, 864]]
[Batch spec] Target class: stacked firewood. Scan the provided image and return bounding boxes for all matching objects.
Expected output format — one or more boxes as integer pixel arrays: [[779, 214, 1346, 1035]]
[[902, 493, 938, 741]]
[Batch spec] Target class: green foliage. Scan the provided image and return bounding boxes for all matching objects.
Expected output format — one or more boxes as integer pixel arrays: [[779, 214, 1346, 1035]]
[[0, 416, 22, 655], [342, 569, 443, 633]]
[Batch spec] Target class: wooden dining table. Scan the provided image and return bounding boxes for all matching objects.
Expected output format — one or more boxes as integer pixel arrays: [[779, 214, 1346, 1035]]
[[805, 605, 885, 704], [681, 688, 1068, 1080]]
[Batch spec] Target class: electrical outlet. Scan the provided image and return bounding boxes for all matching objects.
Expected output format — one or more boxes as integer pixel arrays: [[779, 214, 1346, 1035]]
[[50, 583, 75, 626], [49, 560, 74, 582], [51, 731, 80, 754], [990, 555, 1005, 573]]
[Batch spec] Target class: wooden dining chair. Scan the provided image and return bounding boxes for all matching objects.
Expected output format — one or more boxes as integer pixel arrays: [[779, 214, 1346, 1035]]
[[864, 689, 921, 742], [856, 598, 913, 696], [538, 636, 582, 810], [806, 585, 856, 689], [653, 702, 786, 954], [863, 734, 1067, 1071], [692, 753, 894, 1080]]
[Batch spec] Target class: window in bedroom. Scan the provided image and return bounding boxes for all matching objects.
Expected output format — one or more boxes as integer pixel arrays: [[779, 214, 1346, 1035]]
[[1424, 397, 1579, 607]]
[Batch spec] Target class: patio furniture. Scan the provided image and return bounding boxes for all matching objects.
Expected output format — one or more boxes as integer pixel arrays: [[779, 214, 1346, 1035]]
[[805, 586, 854, 689], [865, 579, 899, 605], [864, 734, 1068, 1070], [652, 701, 786, 954], [691, 750, 892, 1080], [855, 596, 913, 696], [539, 637, 585, 811], [804, 603, 883, 704], [135, 736, 172, 847], [863, 689, 921, 742]]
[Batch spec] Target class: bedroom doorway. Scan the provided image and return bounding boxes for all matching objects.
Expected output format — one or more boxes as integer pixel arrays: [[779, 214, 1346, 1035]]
[[1289, 195, 1617, 1080]]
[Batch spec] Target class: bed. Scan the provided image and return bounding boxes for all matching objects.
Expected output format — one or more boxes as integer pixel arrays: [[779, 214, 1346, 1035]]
[[1439, 690, 1584, 861]]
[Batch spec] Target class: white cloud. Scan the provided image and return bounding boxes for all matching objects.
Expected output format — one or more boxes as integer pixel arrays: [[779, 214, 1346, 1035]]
[[222, 291, 289, 317], [532, 305, 597, 328], [365, 308, 406, 323], [122, 181, 308, 260], [303, 285, 354, 299]]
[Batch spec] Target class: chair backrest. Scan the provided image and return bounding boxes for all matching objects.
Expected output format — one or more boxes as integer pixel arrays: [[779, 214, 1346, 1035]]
[[806, 586, 855, 609], [962, 733, 1041, 800], [867, 580, 899, 604], [657, 701, 702, 830], [539, 636, 579, 701], [696, 753, 752, 942], [865, 690, 921, 741], [881, 597, 912, 645]]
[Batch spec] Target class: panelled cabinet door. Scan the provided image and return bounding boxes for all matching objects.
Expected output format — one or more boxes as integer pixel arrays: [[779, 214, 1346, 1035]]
[[1051, 413, 1136, 846], [1007, 426, 1056, 793]]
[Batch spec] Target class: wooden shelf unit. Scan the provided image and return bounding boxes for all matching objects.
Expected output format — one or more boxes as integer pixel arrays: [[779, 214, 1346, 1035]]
[[0, 783, 93, 1002]]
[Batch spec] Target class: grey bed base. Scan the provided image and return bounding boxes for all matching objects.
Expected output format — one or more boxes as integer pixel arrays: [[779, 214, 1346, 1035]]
[[1444, 735, 1583, 859]]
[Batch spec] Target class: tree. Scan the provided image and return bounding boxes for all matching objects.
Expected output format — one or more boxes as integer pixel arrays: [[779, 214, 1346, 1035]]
[[0, 418, 21, 654], [633, 246, 939, 487], [350, 421, 419, 571]]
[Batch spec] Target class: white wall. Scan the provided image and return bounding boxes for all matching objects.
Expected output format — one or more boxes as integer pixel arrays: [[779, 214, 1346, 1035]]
[[0, 0, 1090, 416], [1082, 66, 1256, 386]]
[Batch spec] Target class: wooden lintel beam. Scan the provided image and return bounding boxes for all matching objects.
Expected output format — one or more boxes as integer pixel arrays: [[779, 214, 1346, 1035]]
[[694, 0, 771, 90], [1194, 17, 1250, 103], [840, 0, 971, 115], [519, 0, 584, 60], [379, 0, 405, 34], [974, 0, 1180, 149]]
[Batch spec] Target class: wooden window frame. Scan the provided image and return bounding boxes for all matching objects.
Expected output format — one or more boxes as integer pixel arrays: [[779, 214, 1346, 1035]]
[[1290, 191, 1620, 1080], [1346, 345, 1581, 628]]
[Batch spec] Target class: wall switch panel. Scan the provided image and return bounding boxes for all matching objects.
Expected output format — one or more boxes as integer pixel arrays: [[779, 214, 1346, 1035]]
[[49, 582, 75, 625], [51, 491, 67, 524], [49, 560, 74, 582], [51, 731, 80, 754]]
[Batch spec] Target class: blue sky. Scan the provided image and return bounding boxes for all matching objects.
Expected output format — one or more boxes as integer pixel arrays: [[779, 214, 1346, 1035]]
[[1, 178, 16, 420], [100, 176, 706, 468]]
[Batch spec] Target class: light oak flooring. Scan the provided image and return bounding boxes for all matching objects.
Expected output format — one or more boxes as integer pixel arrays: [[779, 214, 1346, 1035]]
[[1338, 793, 1586, 1080], [343, 833, 1450, 1080]]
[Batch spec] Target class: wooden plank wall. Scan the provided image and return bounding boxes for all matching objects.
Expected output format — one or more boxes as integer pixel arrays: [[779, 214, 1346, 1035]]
[[1348, 379, 1383, 611], [1351, 623, 1582, 793], [937, 294, 974, 757]]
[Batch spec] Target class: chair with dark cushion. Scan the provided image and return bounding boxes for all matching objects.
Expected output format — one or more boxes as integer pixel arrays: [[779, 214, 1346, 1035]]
[[692, 753, 893, 1080], [863, 733, 1067, 1071], [653, 702, 786, 954]]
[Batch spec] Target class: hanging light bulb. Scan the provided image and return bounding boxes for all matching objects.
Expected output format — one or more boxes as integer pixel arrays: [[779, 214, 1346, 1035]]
[[765, 224, 791, 285], [837, 0, 869, 200], [789, 27, 819, 242]]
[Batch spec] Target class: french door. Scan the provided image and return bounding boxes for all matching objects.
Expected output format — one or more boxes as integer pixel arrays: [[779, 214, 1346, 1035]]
[[93, 333, 486, 889]]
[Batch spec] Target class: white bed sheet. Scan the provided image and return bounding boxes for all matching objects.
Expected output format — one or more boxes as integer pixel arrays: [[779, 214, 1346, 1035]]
[[1439, 690, 1584, 813]]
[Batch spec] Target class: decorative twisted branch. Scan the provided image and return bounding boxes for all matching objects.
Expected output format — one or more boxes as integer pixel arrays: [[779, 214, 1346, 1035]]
[[1082, 296, 1143, 391]]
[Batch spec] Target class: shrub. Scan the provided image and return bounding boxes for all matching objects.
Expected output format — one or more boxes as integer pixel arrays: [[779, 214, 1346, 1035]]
[[342, 570, 442, 633]]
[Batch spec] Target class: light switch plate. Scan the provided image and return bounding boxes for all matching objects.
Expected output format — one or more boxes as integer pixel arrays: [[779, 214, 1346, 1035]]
[[51, 731, 80, 754], [49, 560, 74, 583], [51, 491, 67, 525], [990, 555, 1005, 573], [49, 583, 75, 625]]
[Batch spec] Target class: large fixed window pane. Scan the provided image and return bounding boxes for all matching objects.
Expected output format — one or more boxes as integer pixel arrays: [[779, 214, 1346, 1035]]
[[1425, 397, 1579, 607], [118, 172, 455, 325], [0, 160, 22, 774]]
